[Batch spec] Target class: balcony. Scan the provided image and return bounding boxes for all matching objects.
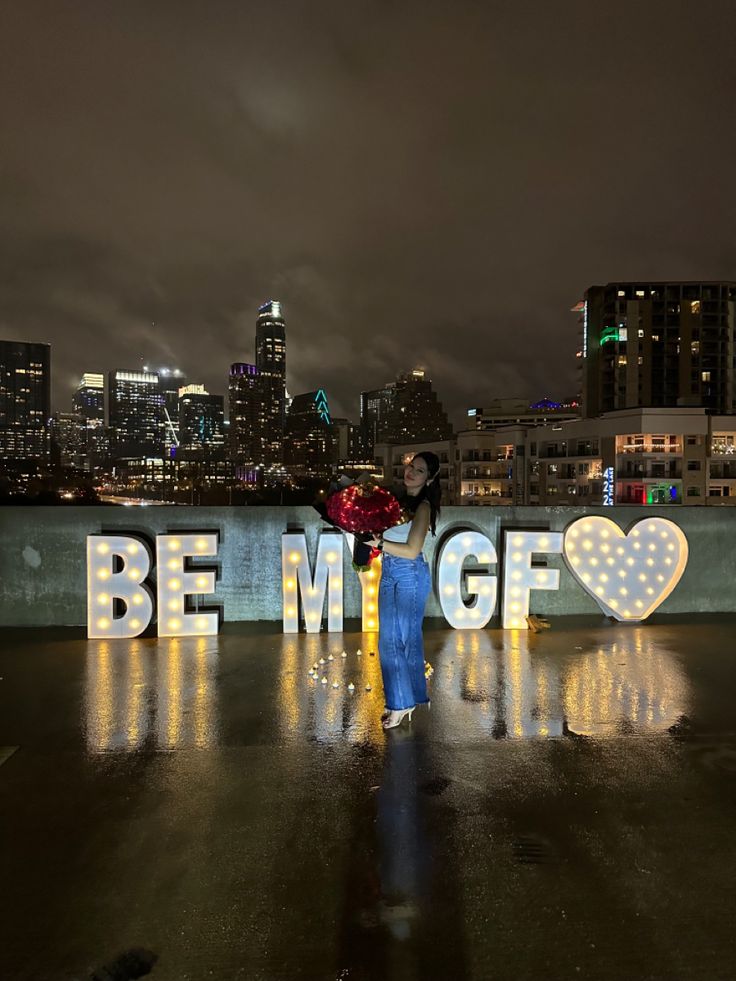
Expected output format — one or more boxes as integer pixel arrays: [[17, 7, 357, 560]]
[[709, 462, 736, 480], [618, 464, 682, 480], [711, 439, 736, 456]]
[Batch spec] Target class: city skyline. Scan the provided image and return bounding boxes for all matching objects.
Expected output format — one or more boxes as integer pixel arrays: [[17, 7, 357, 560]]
[[8, 298, 576, 430], [4, 2, 736, 424]]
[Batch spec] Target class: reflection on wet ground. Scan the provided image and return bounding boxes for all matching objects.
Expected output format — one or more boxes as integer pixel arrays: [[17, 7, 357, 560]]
[[82, 626, 691, 753], [85, 637, 219, 752], [2, 620, 736, 980]]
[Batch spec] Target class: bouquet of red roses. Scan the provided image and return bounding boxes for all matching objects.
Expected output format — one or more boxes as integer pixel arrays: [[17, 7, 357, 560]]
[[314, 478, 408, 570]]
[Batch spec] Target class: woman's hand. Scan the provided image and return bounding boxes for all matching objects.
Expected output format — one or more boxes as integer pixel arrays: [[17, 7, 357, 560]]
[[366, 536, 382, 549]]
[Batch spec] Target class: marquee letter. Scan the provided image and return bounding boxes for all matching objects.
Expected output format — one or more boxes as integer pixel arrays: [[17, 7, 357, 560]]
[[503, 530, 563, 629], [343, 532, 381, 631], [156, 533, 219, 637], [87, 535, 153, 638], [282, 530, 343, 633], [437, 531, 497, 629]]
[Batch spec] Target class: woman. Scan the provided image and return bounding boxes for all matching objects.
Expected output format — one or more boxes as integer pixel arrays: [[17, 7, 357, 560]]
[[367, 452, 441, 730]]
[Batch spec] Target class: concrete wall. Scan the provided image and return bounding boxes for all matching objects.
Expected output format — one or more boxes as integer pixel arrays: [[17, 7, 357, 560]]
[[0, 505, 734, 627]]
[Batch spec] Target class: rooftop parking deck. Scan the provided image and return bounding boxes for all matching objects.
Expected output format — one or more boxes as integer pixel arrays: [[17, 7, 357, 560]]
[[2, 618, 736, 980]]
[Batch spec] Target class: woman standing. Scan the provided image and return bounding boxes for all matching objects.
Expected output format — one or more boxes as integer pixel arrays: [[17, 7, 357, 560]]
[[368, 452, 442, 730]]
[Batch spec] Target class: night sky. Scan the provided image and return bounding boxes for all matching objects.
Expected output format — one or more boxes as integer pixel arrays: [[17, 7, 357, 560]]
[[2, 0, 736, 427]]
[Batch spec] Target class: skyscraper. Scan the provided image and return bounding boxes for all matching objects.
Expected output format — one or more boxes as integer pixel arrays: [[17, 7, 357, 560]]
[[367, 369, 453, 445], [360, 386, 394, 456], [155, 367, 186, 452], [73, 372, 107, 468], [255, 300, 286, 462], [108, 370, 164, 459], [284, 389, 337, 477], [0, 339, 51, 462], [228, 362, 268, 466], [582, 282, 736, 416], [73, 372, 105, 421], [50, 412, 88, 469], [178, 387, 225, 452]]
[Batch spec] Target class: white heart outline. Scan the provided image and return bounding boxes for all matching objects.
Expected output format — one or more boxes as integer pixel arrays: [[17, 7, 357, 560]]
[[563, 516, 689, 621]]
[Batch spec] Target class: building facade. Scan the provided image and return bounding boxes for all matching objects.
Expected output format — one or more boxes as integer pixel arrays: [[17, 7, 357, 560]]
[[108, 370, 164, 460], [362, 369, 453, 448], [72, 372, 104, 422], [526, 408, 736, 506], [372, 409, 736, 507], [50, 412, 88, 469], [178, 388, 225, 453], [72, 372, 107, 470], [255, 300, 287, 463], [582, 282, 736, 417], [228, 362, 269, 467], [468, 397, 580, 431], [284, 390, 337, 478], [0, 340, 51, 462]]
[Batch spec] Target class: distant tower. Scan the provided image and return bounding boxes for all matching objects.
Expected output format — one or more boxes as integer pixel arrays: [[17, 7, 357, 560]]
[[284, 389, 337, 477], [178, 386, 225, 453], [0, 339, 51, 462], [581, 281, 736, 416], [73, 372, 107, 467], [108, 370, 164, 459], [255, 300, 286, 462], [367, 369, 453, 445], [73, 372, 105, 422], [228, 362, 267, 466]]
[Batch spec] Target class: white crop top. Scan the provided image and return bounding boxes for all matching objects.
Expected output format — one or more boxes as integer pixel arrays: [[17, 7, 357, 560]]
[[382, 520, 412, 543]]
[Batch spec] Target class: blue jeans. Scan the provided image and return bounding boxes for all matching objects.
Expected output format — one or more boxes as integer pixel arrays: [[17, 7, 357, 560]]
[[378, 553, 432, 711]]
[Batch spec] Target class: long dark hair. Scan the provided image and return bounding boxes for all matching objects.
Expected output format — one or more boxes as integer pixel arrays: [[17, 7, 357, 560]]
[[403, 451, 442, 536]]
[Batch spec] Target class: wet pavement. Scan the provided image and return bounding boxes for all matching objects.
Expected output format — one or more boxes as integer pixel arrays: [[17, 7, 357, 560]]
[[2, 618, 736, 981]]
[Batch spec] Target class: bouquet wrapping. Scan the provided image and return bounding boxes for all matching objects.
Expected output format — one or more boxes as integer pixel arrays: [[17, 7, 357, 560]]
[[314, 480, 408, 570]]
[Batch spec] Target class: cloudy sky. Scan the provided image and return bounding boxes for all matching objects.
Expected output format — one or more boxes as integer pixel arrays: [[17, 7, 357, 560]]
[[2, 0, 736, 426]]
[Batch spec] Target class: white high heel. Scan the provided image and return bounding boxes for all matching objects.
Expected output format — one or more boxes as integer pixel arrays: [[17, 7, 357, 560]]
[[382, 707, 415, 730]]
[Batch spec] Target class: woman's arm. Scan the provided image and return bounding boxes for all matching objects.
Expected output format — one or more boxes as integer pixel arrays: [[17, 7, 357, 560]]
[[371, 501, 431, 560]]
